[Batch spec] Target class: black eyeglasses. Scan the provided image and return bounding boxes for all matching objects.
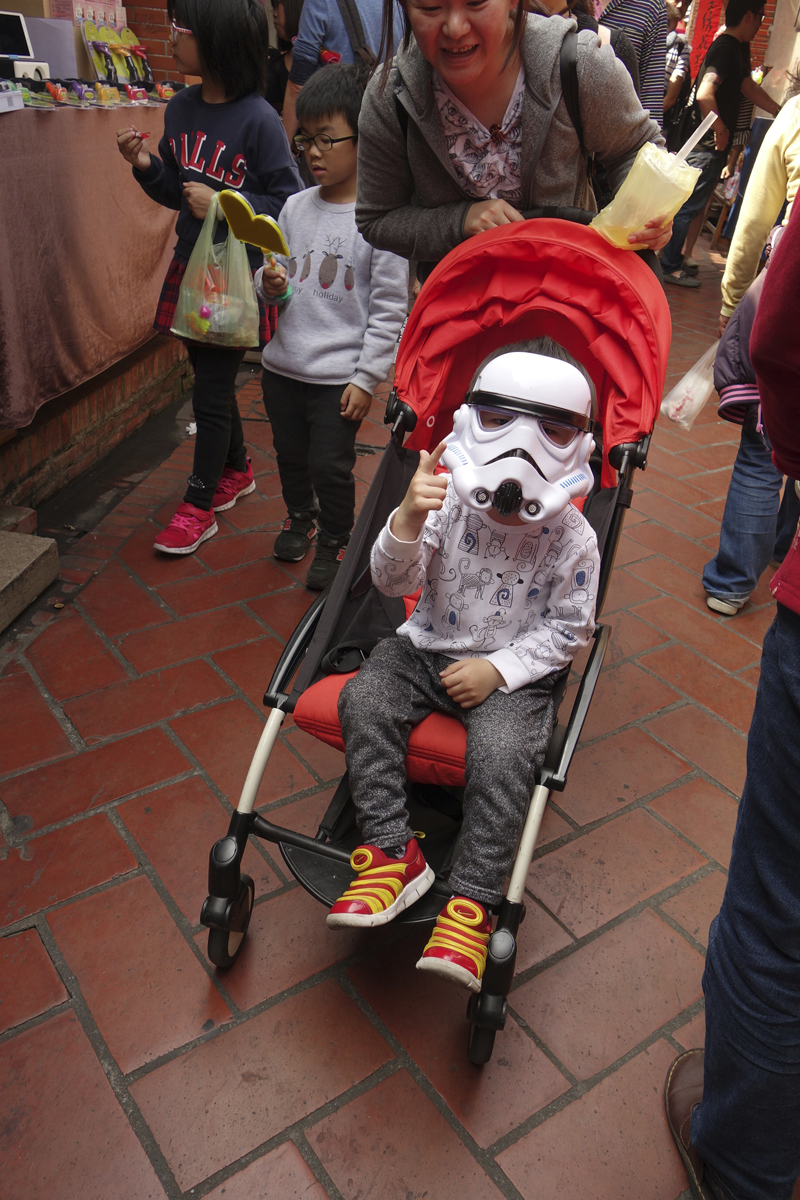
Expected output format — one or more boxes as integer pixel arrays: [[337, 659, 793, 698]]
[[292, 133, 357, 153]]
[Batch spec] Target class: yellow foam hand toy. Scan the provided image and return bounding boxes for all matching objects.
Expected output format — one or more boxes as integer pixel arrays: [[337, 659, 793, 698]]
[[218, 191, 290, 260]]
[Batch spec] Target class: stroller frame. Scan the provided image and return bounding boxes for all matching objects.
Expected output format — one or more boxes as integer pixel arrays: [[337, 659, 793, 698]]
[[200, 218, 668, 1064]]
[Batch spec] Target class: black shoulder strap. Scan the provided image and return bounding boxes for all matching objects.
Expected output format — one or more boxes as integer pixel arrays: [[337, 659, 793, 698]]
[[559, 29, 584, 153], [334, 0, 377, 67]]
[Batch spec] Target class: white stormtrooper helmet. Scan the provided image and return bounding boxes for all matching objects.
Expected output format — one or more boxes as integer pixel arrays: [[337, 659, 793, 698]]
[[441, 349, 596, 523]]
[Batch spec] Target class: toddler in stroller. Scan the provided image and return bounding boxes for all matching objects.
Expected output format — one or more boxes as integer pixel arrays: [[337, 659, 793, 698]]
[[328, 337, 600, 996], [199, 217, 671, 1062]]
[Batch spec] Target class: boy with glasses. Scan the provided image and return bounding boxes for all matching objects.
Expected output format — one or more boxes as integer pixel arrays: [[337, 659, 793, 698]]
[[258, 64, 408, 590]]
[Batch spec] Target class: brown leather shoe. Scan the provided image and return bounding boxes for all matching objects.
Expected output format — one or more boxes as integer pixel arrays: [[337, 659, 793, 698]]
[[664, 1049, 718, 1200]]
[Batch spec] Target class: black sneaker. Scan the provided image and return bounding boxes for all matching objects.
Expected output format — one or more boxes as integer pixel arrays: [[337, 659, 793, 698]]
[[273, 511, 317, 562], [306, 533, 349, 591]]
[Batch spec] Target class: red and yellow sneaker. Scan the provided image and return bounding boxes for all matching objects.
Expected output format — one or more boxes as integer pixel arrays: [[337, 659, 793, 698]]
[[326, 839, 434, 929], [416, 897, 491, 992]]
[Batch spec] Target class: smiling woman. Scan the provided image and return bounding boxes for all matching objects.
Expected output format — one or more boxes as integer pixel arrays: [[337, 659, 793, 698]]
[[355, 0, 673, 268]]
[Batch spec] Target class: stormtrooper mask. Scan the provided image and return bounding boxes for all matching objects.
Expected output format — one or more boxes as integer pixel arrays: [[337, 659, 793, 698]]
[[442, 351, 596, 523]]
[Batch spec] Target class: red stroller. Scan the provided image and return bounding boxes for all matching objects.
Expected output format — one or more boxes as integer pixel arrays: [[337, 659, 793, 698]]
[[200, 217, 671, 1063]]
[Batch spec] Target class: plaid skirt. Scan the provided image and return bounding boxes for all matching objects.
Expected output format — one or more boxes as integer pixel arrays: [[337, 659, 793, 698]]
[[154, 254, 277, 348]]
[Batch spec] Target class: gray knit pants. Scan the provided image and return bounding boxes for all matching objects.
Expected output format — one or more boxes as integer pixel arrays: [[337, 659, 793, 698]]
[[338, 636, 562, 907]]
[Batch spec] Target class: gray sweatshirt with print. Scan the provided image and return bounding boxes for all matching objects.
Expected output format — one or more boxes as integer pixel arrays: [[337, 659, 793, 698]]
[[356, 13, 664, 263], [258, 188, 408, 394]]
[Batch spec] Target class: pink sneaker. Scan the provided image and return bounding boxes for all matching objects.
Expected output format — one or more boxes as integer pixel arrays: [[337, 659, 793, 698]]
[[212, 458, 256, 512], [153, 503, 217, 555]]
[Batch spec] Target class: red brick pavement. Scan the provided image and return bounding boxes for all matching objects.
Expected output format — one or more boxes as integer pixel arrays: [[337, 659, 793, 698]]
[[2, 242, 797, 1200]]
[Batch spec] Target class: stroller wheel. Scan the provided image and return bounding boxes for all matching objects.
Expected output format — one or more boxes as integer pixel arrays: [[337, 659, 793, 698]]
[[207, 874, 254, 969], [467, 1022, 496, 1066]]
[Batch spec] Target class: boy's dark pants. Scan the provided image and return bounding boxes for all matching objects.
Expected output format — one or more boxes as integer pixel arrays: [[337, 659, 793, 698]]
[[184, 344, 247, 510], [262, 368, 361, 539], [338, 636, 561, 907]]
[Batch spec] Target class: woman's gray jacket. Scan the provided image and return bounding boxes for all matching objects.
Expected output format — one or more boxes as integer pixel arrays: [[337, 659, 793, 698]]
[[356, 13, 664, 263]]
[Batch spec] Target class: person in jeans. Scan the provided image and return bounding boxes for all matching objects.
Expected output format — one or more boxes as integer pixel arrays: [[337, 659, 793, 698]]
[[258, 66, 407, 590], [665, 192, 800, 1200], [702, 251, 800, 615], [661, 0, 779, 289]]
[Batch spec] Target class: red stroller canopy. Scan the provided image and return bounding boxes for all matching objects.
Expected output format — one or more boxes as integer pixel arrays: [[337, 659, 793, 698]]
[[396, 221, 671, 485]]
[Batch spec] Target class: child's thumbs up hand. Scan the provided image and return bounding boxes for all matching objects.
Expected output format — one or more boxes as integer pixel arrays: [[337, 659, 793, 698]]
[[391, 441, 449, 543]]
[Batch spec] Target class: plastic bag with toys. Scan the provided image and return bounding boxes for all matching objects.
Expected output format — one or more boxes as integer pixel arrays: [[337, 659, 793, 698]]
[[171, 194, 260, 347]]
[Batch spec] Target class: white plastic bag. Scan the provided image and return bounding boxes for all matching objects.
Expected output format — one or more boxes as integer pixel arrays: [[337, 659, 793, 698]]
[[660, 341, 719, 432]]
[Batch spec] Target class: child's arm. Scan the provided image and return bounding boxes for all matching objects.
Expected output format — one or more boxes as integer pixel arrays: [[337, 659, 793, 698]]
[[241, 106, 301, 222], [255, 201, 292, 303], [117, 125, 183, 211], [370, 445, 449, 596], [345, 248, 409, 420]]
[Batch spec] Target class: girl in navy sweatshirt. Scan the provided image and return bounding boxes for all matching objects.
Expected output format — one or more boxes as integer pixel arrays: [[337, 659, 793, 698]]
[[117, 0, 300, 554]]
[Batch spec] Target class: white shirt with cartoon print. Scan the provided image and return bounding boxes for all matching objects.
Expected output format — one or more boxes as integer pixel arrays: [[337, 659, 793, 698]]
[[372, 479, 599, 693], [257, 187, 408, 395]]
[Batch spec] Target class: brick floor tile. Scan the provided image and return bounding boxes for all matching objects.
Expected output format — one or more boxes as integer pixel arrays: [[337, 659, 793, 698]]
[[612, 533, 653, 567], [642, 644, 757, 733], [265, 786, 336, 836], [78, 561, 172, 637], [604, 612, 669, 665], [637, 465, 717, 509], [1, 815, 137, 928], [628, 556, 708, 611], [512, 910, 703, 1079], [724, 601, 776, 646], [220, 492, 287, 531], [496, 1040, 685, 1200], [696, 497, 726, 523], [170, 699, 314, 805], [203, 1143, 329, 1200], [632, 597, 760, 672], [0, 1010, 166, 1200], [737, 664, 761, 688], [119, 777, 281, 924], [682, 442, 738, 472], [130, 978, 391, 1191], [213, 637, 283, 705], [651, 425, 697, 454], [246, 586, 315, 641], [0, 928, 67, 1033], [649, 777, 738, 868], [25, 613, 127, 701], [686, 419, 738, 446], [206, 886, 371, 1009], [119, 606, 264, 673], [558, 728, 689, 826], [48, 875, 230, 1073], [197, 528, 276, 571], [600, 568, 660, 615], [349, 936, 570, 1147], [632, 492, 719, 541], [119, 522, 208, 585], [0, 728, 191, 832], [673, 1007, 705, 1051], [528, 809, 705, 938], [157, 560, 294, 617], [659, 872, 727, 948], [515, 896, 575, 970], [645, 707, 746, 796], [0, 673, 72, 775], [307, 1069, 504, 1200], [283, 727, 345, 782], [683, 466, 732, 501], [646, 443, 696, 477], [579, 663, 678, 741], [64, 661, 232, 742], [625, 521, 713, 575], [245, 421, 276, 455]]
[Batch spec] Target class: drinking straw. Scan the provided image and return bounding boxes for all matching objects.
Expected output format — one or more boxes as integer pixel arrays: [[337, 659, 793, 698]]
[[675, 110, 719, 162]]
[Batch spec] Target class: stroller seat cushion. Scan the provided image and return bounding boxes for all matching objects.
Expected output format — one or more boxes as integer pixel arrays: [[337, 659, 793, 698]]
[[293, 672, 468, 788]]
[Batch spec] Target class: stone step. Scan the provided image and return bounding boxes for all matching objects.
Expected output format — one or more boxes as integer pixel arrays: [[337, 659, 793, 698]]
[[0, 531, 59, 632]]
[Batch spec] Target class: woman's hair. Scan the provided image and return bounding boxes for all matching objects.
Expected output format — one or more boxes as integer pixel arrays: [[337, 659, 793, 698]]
[[376, 0, 527, 91], [272, 0, 304, 50], [167, 0, 271, 98], [295, 62, 368, 134], [472, 335, 597, 417]]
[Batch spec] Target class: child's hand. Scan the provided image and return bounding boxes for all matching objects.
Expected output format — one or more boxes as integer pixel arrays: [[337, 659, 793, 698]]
[[117, 126, 151, 172], [440, 659, 505, 709], [261, 262, 288, 296], [340, 384, 372, 421], [183, 182, 216, 219], [391, 441, 449, 542]]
